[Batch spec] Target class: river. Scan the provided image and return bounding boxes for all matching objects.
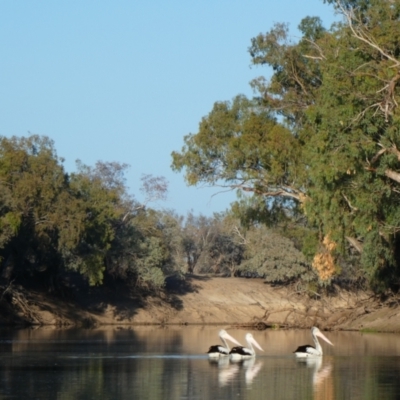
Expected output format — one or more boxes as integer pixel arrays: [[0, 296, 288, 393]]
[[0, 326, 399, 399]]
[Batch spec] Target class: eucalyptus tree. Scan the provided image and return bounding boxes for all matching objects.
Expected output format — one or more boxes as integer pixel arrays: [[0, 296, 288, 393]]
[[302, 0, 400, 289], [71, 164, 171, 289], [172, 0, 400, 290], [0, 135, 83, 286], [0, 135, 171, 290]]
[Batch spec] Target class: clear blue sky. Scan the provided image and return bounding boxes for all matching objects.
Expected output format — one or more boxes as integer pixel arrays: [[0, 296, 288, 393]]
[[0, 1, 337, 216]]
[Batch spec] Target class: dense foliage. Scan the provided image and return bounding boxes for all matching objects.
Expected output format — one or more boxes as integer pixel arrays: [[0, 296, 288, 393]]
[[0, 135, 171, 289], [172, 0, 400, 292], [5, 0, 400, 298], [0, 135, 310, 295]]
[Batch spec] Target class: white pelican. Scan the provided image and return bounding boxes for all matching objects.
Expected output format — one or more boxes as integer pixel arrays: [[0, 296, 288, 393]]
[[207, 329, 242, 358], [229, 333, 264, 360], [293, 327, 333, 358]]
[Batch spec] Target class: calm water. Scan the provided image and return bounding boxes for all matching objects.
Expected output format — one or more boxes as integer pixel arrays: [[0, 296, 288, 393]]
[[0, 326, 399, 399]]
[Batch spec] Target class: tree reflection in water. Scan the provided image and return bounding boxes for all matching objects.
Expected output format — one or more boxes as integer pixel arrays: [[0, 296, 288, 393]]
[[1, 328, 400, 399]]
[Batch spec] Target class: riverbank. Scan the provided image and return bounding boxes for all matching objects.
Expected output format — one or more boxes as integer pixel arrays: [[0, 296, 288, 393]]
[[2, 275, 400, 332]]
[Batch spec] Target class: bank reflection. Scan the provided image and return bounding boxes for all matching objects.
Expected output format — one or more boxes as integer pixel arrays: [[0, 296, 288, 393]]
[[1, 328, 400, 399]]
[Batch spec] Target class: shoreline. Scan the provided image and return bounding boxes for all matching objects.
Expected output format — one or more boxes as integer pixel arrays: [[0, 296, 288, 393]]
[[1, 276, 400, 333]]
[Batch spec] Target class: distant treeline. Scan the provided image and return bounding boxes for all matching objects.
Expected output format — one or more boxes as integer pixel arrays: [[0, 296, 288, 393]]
[[0, 135, 310, 291], [0, 134, 365, 298]]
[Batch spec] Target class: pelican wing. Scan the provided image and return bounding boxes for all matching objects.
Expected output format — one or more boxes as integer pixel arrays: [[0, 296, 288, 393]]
[[294, 345, 322, 356], [208, 345, 228, 355], [230, 346, 253, 356], [293, 344, 313, 353]]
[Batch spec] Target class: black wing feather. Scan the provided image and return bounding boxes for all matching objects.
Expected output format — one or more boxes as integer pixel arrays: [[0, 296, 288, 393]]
[[229, 346, 252, 356], [293, 344, 314, 353], [207, 345, 228, 355]]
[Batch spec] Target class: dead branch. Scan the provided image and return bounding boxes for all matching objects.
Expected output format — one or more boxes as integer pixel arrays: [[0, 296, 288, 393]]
[[11, 291, 41, 324], [232, 225, 247, 245], [237, 184, 307, 203], [302, 37, 327, 60], [0, 279, 15, 302], [346, 236, 363, 253], [342, 193, 359, 212], [337, 1, 400, 122], [385, 168, 400, 184], [337, 1, 400, 68], [369, 147, 387, 165]]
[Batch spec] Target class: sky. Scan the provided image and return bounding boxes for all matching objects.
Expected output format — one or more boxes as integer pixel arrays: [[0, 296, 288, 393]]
[[0, 1, 338, 216]]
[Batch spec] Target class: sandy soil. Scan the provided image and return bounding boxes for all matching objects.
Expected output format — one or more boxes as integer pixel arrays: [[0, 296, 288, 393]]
[[4, 275, 400, 332]]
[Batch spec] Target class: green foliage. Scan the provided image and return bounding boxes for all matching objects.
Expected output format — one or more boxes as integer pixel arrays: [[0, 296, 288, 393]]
[[171, 95, 306, 205], [171, 0, 400, 292], [238, 226, 316, 284], [135, 236, 167, 287], [0, 136, 170, 290], [0, 135, 74, 279]]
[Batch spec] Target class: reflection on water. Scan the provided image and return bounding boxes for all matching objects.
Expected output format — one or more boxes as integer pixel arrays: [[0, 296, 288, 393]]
[[0, 326, 400, 399], [298, 357, 334, 400], [209, 356, 264, 387]]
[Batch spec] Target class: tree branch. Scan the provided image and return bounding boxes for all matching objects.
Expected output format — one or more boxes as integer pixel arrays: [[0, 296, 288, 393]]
[[337, 1, 400, 68]]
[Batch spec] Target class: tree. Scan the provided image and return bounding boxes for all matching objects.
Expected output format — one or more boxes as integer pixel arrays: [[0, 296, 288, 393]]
[[171, 95, 306, 207], [171, 1, 400, 291], [237, 224, 315, 284], [301, 0, 400, 289], [0, 135, 85, 287]]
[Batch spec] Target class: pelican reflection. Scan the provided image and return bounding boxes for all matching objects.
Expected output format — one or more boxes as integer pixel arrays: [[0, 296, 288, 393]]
[[208, 358, 240, 387], [297, 357, 333, 399], [212, 357, 263, 387], [242, 357, 263, 385]]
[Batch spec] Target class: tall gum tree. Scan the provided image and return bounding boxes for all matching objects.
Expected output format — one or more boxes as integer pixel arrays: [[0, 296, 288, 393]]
[[304, 0, 400, 288], [172, 0, 400, 290]]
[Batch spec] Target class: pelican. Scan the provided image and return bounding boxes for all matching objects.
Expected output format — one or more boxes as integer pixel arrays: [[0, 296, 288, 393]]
[[293, 327, 333, 358], [229, 333, 264, 360], [207, 329, 242, 358]]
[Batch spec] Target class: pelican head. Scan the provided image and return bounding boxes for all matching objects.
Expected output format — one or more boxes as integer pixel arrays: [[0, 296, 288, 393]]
[[219, 329, 242, 347], [312, 327, 333, 347], [245, 333, 264, 352]]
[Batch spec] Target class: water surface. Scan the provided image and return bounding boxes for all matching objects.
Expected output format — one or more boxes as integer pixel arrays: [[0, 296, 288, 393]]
[[0, 326, 399, 399]]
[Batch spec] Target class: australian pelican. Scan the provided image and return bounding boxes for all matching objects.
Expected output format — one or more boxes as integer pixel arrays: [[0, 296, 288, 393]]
[[207, 329, 242, 358], [293, 327, 333, 358], [229, 333, 264, 360]]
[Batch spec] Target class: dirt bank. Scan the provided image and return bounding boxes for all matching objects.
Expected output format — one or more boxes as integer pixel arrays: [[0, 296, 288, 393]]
[[3, 275, 400, 332]]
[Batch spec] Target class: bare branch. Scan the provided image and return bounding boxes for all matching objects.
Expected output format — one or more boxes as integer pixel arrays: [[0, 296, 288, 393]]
[[303, 55, 324, 61], [232, 225, 248, 245], [139, 174, 168, 206], [235, 184, 307, 203], [346, 236, 363, 253], [302, 37, 327, 60], [337, 1, 400, 67], [369, 147, 387, 165], [385, 168, 400, 184], [342, 193, 358, 212]]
